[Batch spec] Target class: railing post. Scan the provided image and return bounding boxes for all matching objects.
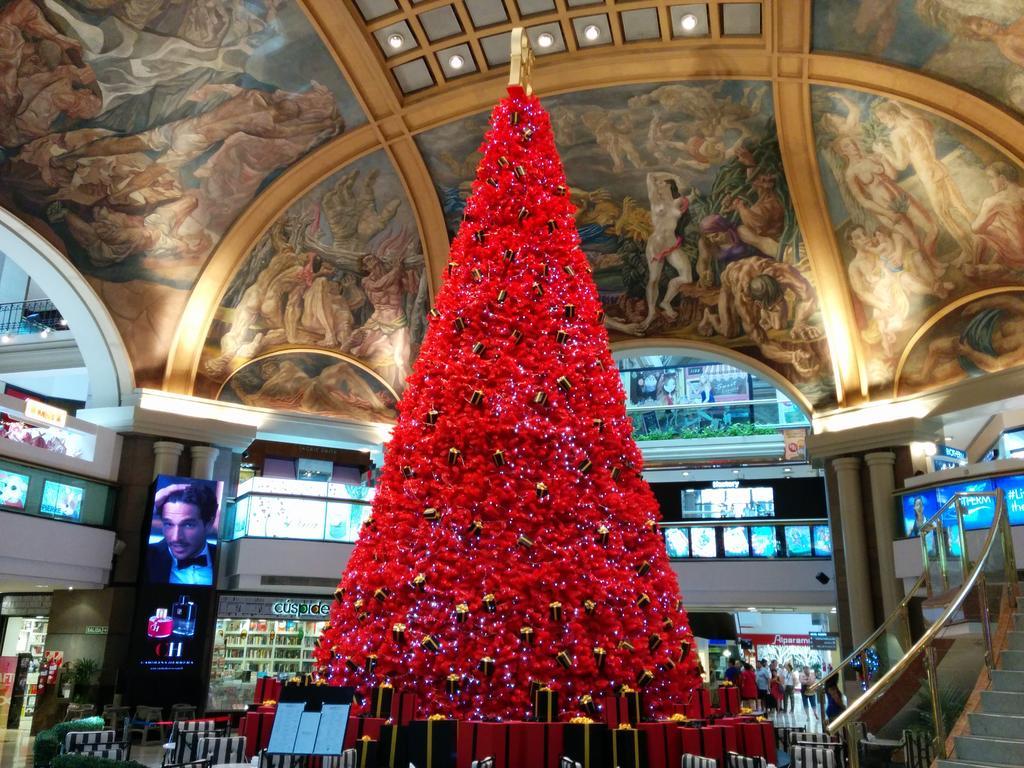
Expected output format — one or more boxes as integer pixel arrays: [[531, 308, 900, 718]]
[[937, 519, 950, 593], [920, 524, 934, 599], [979, 573, 995, 670], [858, 650, 869, 688], [899, 603, 912, 652], [955, 498, 971, 575], [844, 721, 862, 768], [925, 644, 946, 759]]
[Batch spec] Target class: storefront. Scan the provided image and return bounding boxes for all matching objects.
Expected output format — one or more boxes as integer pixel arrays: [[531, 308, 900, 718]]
[[0, 593, 52, 727], [207, 594, 333, 712]]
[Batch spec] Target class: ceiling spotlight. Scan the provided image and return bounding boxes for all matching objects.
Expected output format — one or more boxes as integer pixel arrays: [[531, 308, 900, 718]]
[[0, 334, 9, 344], [732, 469, 740, 475], [387, 33, 405, 49], [682, 471, 689, 477], [681, 13, 698, 31], [40, 328, 50, 338], [945, 436, 954, 441], [583, 24, 600, 41], [448, 54, 465, 69], [537, 32, 555, 48], [747, 606, 758, 612], [783, 467, 792, 473]]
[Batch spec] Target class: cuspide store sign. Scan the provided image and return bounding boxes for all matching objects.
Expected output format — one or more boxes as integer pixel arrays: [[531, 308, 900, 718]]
[[217, 594, 331, 620], [271, 599, 331, 617]]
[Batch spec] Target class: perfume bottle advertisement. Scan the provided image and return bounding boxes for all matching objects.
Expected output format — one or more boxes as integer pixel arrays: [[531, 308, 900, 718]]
[[135, 586, 211, 673]]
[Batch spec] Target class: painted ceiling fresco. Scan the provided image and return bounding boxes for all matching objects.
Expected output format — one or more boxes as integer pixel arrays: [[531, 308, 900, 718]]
[[416, 81, 835, 409], [197, 149, 428, 420], [810, 86, 1024, 394], [218, 351, 399, 423], [897, 290, 1024, 397], [813, 1, 1024, 118], [0, 0, 364, 383]]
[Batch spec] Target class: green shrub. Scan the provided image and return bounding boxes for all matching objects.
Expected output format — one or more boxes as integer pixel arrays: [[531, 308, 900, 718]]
[[33, 716, 105, 767], [51, 755, 148, 768]]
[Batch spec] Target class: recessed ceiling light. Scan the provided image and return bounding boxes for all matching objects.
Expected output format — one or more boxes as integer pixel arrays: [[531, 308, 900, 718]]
[[945, 436, 954, 441], [448, 54, 465, 69], [1, 335, 9, 344], [682, 471, 689, 477], [68, 586, 74, 591], [40, 328, 50, 338], [681, 13, 698, 31], [783, 467, 792, 473], [387, 33, 405, 49], [537, 32, 554, 48], [732, 469, 740, 475], [747, 606, 758, 612], [583, 24, 600, 41]]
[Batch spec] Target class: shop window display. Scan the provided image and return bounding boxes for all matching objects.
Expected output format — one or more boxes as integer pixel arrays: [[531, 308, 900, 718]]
[[208, 618, 327, 710]]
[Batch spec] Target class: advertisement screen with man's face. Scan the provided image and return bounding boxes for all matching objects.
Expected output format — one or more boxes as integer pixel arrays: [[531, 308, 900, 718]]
[[144, 475, 224, 586]]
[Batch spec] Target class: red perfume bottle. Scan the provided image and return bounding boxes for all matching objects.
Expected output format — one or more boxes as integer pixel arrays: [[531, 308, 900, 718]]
[[147, 608, 173, 639]]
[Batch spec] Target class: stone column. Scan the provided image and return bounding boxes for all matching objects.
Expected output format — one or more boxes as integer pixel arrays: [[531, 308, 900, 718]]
[[190, 445, 220, 480], [833, 456, 874, 646], [152, 441, 184, 479], [865, 451, 901, 618]]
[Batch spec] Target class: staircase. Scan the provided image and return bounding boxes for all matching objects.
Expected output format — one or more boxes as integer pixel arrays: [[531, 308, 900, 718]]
[[939, 607, 1024, 767]]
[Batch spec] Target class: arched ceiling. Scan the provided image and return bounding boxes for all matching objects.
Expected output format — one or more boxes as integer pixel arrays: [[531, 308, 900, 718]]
[[2, 0, 1024, 423]]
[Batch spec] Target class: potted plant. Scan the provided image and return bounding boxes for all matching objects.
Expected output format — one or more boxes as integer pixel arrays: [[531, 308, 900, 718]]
[[66, 659, 100, 704]]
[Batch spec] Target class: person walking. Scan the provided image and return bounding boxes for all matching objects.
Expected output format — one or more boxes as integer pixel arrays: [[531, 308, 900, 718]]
[[799, 665, 818, 719], [782, 662, 796, 713]]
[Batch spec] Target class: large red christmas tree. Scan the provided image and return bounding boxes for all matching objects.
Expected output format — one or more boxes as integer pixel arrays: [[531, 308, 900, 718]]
[[315, 85, 701, 720]]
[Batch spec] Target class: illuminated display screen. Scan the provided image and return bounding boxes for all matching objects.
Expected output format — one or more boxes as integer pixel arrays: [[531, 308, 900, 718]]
[[0, 468, 29, 510], [813, 525, 832, 557], [663, 528, 690, 558], [897, 474, 1024, 537], [691, 527, 717, 558], [40, 480, 83, 520], [723, 526, 750, 557], [144, 475, 224, 587], [784, 525, 812, 557], [681, 485, 775, 519], [750, 526, 778, 557]]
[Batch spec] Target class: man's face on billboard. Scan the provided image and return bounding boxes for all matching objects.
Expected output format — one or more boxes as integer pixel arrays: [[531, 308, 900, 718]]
[[161, 502, 208, 561]]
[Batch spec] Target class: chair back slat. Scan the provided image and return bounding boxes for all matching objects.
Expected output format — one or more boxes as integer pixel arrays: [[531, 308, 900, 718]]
[[791, 744, 838, 768], [726, 752, 768, 768], [198, 736, 247, 765], [681, 755, 718, 768], [64, 730, 117, 753], [81, 746, 126, 761]]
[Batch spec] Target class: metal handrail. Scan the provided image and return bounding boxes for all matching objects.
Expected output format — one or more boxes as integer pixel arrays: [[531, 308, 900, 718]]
[[805, 571, 926, 697], [826, 489, 1017, 762]]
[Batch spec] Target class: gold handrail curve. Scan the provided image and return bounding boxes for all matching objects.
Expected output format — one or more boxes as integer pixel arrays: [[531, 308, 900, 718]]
[[805, 571, 926, 696], [826, 490, 1010, 736]]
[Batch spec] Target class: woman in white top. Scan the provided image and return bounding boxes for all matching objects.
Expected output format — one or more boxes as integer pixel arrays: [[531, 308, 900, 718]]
[[799, 665, 818, 718], [781, 662, 796, 713]]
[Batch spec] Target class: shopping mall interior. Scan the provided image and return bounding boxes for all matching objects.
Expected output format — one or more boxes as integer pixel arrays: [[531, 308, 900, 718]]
[[1, 1, 1024, 767]]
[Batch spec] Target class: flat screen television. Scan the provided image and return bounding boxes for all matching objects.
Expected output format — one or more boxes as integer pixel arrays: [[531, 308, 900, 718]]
[[0, 468, 30, 510], [749, 525, 778, 557], [813, 525, 832, 557], [663, 527, 690, 558], [691, 527, 717, 558], [784, 525, 812, 557], [723, 526, 750, 557], [39, 480, 83, 520]]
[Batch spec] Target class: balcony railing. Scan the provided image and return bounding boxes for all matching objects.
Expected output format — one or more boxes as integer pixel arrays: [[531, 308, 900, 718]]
[[0, 299, 65, 336]]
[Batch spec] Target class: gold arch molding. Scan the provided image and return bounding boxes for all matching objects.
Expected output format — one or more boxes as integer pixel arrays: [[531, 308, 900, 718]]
[[892, 286, 1024, 398], [215, 346, 400, 406], [160, 8, 1024, 415]]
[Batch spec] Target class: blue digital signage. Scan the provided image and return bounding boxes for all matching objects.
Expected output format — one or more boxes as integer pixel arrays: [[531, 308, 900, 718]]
[[899, 473, 1024, 537]]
